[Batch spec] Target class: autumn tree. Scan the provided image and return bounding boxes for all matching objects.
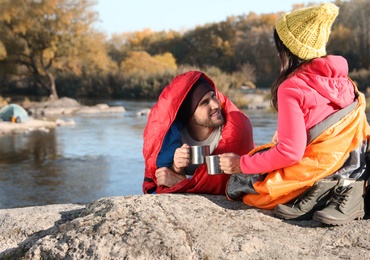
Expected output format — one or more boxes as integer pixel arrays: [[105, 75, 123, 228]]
[[331, 0, 370, 69], [0, 0, 98, 99]]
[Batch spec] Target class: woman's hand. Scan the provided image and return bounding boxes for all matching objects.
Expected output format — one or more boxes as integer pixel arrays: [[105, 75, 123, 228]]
[[219, 153, 241, 174]]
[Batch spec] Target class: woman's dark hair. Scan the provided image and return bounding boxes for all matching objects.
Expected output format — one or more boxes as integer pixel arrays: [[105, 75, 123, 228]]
[[271, 29, 307, 111]]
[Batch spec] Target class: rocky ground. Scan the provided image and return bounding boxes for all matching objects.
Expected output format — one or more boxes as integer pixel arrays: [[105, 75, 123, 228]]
[[1, 194, 369, 259]]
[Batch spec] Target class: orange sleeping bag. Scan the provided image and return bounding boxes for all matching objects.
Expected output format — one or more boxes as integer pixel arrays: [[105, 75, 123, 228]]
[[241, 91, 370, 209]]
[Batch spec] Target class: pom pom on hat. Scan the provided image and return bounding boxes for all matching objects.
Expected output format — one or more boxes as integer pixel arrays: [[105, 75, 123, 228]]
[[177, 76, 214, 123], [275, 2, 339, 60]]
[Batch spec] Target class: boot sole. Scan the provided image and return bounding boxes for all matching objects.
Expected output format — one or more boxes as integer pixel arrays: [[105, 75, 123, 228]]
[[313, 210, 365, 225], [274, 207, 314, 221]]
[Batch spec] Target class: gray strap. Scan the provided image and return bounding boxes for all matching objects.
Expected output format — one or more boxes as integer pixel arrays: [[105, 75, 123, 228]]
[[307, 100, 358, 145]]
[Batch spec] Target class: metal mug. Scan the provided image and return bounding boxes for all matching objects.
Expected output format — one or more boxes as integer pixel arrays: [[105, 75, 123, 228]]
[[205, 155, 223, 175], [190, 145, 210, 164]]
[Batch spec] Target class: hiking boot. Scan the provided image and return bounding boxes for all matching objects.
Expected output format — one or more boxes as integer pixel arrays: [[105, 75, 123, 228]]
[[364, 181, 370, 218], [274, 179, 338, 220], [313, 179, 365, 225]]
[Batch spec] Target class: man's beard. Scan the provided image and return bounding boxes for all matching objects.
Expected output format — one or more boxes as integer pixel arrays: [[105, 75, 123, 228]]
[[193, 110, 225, 128]]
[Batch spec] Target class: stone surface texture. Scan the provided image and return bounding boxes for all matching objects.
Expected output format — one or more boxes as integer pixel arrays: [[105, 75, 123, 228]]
[[1, 194, 369, 259]]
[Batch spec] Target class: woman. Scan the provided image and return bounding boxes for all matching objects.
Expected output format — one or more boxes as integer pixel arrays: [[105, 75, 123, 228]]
[[219, 3, 370, 225]]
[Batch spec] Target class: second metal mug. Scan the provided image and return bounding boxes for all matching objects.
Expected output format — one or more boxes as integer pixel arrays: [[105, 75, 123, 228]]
[[205, 155, 222, 175], [190, 145, 210, 164]]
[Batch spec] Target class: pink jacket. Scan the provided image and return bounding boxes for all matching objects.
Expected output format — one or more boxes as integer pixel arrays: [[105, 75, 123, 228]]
[[240, 55, 356, 174]]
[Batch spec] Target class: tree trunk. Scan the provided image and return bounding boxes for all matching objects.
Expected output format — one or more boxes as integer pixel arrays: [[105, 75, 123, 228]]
[[46, 71, 58, 100]]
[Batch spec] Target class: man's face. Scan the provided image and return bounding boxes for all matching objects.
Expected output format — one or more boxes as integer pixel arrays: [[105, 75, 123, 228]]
[[191, 91, 225, 128]]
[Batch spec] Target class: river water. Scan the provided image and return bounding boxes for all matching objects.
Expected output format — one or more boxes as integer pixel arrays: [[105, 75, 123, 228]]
[[0, 100, 277, 209]]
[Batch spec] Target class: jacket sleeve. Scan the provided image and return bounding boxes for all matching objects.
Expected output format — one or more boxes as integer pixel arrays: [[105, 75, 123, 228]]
[[156, 119, 184, 168], [240, 84, 306, 174]]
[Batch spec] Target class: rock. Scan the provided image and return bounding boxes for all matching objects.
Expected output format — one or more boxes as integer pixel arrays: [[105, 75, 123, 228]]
[[0, 194, 369, 259], [75, 104, 126, 115], [55, 118, 76, 126], [0, 203, 85, 259], [29, 107, 78, 116], [26, 97, 126, 117], [242, 94, 271, 110], [40, 97, 81, 108], [0, 119, 57, 135]]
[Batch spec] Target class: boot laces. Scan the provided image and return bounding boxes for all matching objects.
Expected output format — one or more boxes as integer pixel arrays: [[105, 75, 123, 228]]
[[330, 185, 352, 207], [293, 186, 320, 206]]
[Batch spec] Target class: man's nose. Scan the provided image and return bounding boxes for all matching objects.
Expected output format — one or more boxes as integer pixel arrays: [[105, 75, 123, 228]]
[[210, 98, 220, 108]]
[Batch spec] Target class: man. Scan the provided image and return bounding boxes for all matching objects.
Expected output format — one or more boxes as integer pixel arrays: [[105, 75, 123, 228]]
[[142, 70, 254, 194]]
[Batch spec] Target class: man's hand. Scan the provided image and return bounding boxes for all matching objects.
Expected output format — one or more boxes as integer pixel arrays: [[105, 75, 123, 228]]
[[173, 143, 190, 173], [155, 167, 187, 187], [219, 153, 241, 174]]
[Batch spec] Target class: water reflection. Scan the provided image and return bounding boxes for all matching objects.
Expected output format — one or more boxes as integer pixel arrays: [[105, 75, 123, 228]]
[[245, 110, 277, 146], [0, 101, 152, 209]]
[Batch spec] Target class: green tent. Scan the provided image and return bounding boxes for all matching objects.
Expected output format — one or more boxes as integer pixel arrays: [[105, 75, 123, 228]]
[[0, 104, 29, 123]]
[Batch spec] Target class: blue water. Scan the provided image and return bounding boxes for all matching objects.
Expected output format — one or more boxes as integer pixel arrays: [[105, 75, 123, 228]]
[[0, 100, 277, 209]]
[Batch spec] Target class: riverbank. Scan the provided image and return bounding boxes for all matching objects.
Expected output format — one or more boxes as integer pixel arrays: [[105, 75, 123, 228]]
[[0, 97, 126, 135], [0, 118, 58, 135], [23, 97, 126, 117], [0, 94, 270, 136], [1, 194, 369, 259]]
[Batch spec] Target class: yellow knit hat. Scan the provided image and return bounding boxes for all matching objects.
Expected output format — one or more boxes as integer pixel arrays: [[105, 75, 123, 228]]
[[275, 2, 339, 60]]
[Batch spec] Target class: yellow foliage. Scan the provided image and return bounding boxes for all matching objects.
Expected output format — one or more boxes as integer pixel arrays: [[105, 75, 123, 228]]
[[43, 48, 55, 60], [0, 0, 102, 77], [153, 52, 177, 70], [260, 14, 279, 27], [0, 41, 6, 60], [121, 51, 177, 75], [54, 30, 117, 76], [127, 28, 154, 46], [330, 23, 352, 41]]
